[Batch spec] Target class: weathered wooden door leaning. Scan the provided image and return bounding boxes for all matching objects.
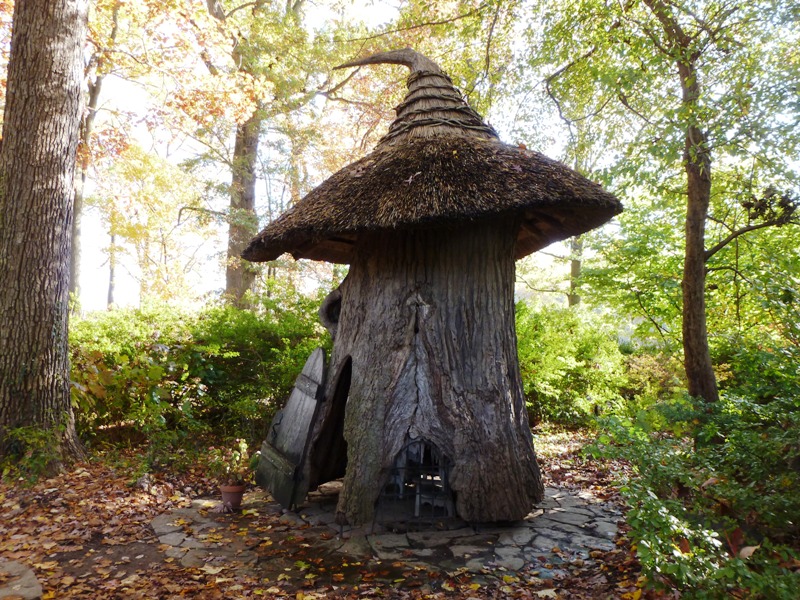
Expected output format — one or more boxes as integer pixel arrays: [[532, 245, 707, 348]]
[[245, 49, 622, 527]]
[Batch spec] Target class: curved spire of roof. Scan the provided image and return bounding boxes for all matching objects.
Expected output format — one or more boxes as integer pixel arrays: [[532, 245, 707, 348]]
[[336, 48, 498, 146]]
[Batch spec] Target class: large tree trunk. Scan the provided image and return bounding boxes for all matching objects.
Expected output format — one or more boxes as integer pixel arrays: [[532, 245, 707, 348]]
[[225, 113, 261, 305], [682, 123, 718, 402], [0, 0, 88, 459], [311, 220, 544, 525]]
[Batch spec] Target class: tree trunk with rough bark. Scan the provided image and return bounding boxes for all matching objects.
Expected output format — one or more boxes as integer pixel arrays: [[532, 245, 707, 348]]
[[309, 219, 544, 525], [225, 113, 261, 305], [0, 0, 88, 459]]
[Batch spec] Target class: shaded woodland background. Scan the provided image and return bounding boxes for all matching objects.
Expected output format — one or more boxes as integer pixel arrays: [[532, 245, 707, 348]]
[[1, 0, 799, 596]]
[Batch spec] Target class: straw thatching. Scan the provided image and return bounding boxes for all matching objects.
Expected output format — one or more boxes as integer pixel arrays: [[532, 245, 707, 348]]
[[242, 49, 622, 264]]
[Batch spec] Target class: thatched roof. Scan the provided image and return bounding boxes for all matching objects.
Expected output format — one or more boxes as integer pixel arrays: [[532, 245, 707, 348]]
[[243, 49, 622, 264]]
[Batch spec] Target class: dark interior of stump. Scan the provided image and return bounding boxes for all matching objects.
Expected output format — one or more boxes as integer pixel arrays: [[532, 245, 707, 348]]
[[310, 357, 350, 486], [374, 439, 460, 531]]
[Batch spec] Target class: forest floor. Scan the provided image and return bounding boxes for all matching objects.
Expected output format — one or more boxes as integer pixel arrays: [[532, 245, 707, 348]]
[[0, 429, 662, 599]]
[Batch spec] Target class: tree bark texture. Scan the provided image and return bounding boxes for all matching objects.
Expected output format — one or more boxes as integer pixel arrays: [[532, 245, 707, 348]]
[[311, 220, 544, 525], [0, 0, 88, 457], [225, 113, 261, 305]]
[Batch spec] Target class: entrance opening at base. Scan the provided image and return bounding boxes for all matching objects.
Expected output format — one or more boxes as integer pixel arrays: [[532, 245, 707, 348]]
[[376, 438, 457, 530]]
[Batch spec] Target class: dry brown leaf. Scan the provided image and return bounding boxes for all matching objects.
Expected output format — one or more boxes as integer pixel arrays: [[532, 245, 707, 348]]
[[739, 545, 760, 559]]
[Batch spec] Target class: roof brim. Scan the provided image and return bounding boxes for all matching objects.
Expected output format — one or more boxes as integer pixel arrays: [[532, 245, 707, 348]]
[[243, 136, 622, 264]]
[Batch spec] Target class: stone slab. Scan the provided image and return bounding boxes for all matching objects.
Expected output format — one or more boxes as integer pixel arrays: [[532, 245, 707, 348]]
[[0, 561, 42, 600], [158, 532, 186, 546], [151, 514, 184, 536], [449, 545, 489, 558]]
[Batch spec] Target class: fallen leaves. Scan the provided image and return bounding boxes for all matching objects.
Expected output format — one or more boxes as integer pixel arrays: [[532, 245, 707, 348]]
[[0, 432, 652, 599]]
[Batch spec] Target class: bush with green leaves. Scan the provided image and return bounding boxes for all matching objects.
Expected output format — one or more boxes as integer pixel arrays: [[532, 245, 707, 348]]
[[515, 302, 627, 426], [588, 393, 800, 597], [712, 332, 800, 404], [70, 282, 329, 461], [0, 425, 64, 483]]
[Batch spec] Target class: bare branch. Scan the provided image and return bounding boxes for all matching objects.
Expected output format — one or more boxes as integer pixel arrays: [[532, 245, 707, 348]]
[[705, 218, 798, 262], [616, 91, 654, 124], [483, 3, 501, 83], [635, 290, 672, 346], [178, 205, 227, 224], [347, 4, 488, 43], [543, 45, 599, 136], [336, 48, 443, 74], [706, 264, 754, 284]]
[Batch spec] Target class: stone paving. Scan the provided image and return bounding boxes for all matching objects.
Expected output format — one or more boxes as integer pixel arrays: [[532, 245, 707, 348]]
[[0, 485, 623, 598], [150, 485, 623, 583]]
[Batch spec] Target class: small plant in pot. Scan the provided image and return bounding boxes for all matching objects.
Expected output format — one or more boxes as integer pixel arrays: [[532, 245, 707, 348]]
[[207, 438, 250, 512]]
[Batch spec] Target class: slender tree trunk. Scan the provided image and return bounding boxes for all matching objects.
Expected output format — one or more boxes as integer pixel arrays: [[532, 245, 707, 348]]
[[644, 0, 719, 402], [107, 233, 117, 308], [70, 79, 100, 312], [678, 64, 719, 403], [312, 220, 544, 525], [225, 113, 261, 305], [568, 236, 582, 307], [0, 0, 88, 459], [70, 0, 121, 312]]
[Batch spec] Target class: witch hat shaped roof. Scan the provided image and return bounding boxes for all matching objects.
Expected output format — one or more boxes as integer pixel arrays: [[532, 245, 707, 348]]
[[242, 48, 622, 264]]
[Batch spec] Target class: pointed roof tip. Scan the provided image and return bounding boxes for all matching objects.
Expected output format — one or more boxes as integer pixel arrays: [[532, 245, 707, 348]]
[[335, 48, 497, 145], [335, 48, 444, 74]]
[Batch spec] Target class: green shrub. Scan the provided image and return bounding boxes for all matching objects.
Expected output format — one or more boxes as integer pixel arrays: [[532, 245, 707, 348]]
[[712, 333, 800, 403], [0, 426, 63, 483], [618, 351, 685, 427], [69, 283, 329, 454], [589, 393, 800, 597], [515, 302, 627, 426]]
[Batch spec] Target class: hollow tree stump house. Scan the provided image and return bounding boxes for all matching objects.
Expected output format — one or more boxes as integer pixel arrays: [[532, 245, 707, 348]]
[[244, 49, 622, 526]]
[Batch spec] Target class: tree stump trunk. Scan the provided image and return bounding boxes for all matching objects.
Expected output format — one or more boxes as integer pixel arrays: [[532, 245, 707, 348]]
[[311, 218, 544, 525]]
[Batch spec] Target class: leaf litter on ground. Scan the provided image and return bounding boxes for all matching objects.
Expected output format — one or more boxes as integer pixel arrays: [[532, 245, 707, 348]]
[[0, 431, 666, 598]]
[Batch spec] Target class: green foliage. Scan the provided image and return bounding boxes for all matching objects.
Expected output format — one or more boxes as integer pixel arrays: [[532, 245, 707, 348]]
[[617, 351, 686, 431], [69, 284, 328, 462], [713, 334, 800, 404], [0, 426, 63, 484], [206, 438, 251, 485], [515, 302, 626, 426], [589, 393, 800, 597]]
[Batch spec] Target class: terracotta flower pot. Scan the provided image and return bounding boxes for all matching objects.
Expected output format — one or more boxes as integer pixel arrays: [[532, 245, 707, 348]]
[[220, 484, 246, 510]]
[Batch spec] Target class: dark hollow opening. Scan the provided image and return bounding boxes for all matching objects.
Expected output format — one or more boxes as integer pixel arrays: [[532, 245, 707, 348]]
[[310, 356, 350, 487], [376, 439, 459, 531]]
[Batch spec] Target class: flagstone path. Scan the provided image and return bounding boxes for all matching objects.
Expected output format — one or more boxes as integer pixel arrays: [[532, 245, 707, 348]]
[[149, 485, 623, 587]]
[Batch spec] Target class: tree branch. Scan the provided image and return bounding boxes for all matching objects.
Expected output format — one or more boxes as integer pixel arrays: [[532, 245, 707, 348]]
[[347, 4, 488, 43], [635, 290, 672, 346], [705, 218, 798, 262], [483, 3, 501, 83]]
